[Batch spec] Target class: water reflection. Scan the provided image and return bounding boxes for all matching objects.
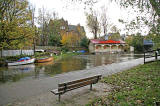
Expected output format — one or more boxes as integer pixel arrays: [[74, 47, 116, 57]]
[[0, 64, 35, 83], [0, 53, 143, 84]]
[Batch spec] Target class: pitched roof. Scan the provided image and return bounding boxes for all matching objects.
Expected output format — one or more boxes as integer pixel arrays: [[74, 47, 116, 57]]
[[99, 40, 121, 44], [68, 25, 77, 31], [68, 25, 85, 32], [90, 39, 125, 44]]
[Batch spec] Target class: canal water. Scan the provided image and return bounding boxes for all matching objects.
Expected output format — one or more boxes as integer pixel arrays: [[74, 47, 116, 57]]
[[0, 53, 143, 84]]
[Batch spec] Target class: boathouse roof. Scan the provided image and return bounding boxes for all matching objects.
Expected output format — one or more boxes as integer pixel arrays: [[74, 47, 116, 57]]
[[90, 39, 125, 44]]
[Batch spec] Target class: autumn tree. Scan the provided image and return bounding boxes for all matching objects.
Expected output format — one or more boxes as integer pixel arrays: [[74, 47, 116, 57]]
[[86, 9, 100, 39], [0, 0, 34, 50], [61, 31, 80, 47]]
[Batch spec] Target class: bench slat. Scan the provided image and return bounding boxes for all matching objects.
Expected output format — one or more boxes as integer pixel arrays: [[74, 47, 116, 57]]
[[65, 79, 96, 92], [58, 75, 101, 87], [58, 78, 98, 92]]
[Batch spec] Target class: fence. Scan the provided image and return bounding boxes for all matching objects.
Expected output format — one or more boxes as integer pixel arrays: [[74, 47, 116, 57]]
[[35, 46, 58, 50], [144, 49, 160, 64], [0, 50, 34, 57]]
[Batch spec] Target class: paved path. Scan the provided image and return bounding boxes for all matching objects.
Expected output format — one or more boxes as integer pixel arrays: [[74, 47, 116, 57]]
[[0, 57, 158, 105]]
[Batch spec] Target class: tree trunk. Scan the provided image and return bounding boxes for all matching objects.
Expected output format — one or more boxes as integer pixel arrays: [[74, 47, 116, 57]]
[[95, 28, 97, 39]]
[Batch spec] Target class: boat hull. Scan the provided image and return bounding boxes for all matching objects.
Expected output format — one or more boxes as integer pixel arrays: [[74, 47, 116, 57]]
[[8, 58, 35, 66], [36, 57, 53, 63]]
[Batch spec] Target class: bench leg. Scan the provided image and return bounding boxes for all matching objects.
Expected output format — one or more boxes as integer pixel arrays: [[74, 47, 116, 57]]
[[58, 94, 61, 102], [90, 84, 92, 90]]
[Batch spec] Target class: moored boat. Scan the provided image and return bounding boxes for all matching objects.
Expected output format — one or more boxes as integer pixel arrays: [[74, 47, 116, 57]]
[[35, 57, 53, 63], [7, 57, 35, 66]]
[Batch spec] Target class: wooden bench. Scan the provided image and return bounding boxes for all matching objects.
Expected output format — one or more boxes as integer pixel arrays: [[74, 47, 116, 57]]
[[51, 74, 102, 102]]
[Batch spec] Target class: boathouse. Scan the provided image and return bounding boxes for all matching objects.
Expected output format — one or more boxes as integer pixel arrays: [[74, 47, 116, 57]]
[[89, 39, 127, 54]]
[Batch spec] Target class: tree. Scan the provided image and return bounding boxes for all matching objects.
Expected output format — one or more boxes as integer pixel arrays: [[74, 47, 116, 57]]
[[111, 25, 119, 33], [125, 35, 134, 46], [48, 19, 61, 46], [86, 9, 100, 39], [0, 0, 34, 50], [61, 31, 80, 47], [29, 5, 36, 53], [70, 0, 159, 17], [70, 0, 159, 33], [146, 32, 160, 49], [125, 33, 144, 52], [100, 5, 110, 35], [109, 33, 121, 41], [80, 37, 89, 49], [117, 0, 160, 37], [37, 7, 52, 46], [132, 33, 144, 52]]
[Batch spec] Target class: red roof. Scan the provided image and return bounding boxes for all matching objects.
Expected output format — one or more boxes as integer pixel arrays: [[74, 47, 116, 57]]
[[99, 40, 120, 44], [90, 39, 100, 44], [90, 39, 125, 44]]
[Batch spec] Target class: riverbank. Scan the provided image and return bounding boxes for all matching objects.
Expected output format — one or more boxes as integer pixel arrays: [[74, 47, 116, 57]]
[[0, 56, 159, 105], [87, 61, 160, 106], [0, 52, 79, 67], [53, 52, 80, 61]]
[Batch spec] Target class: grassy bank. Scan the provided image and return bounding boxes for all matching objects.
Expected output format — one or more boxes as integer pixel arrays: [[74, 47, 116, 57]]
[[87, 61, 160, 106], [52, 52, 79, 61]]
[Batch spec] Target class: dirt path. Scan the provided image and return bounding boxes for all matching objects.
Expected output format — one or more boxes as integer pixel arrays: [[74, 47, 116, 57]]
[[8, 83, 111, 106]]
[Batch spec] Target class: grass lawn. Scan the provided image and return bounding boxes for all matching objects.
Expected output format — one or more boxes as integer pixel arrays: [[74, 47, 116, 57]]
[[86, 61, 160, 106]]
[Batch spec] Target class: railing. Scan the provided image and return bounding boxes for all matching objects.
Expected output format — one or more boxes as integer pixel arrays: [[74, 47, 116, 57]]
[[144, 49, 160, 64]]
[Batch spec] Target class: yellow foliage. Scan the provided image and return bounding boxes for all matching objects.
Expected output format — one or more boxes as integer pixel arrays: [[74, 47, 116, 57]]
[[61, 31, 80, 47]]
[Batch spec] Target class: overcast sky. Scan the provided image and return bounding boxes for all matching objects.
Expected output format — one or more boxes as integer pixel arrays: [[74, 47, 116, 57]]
[[28, 0, 150, 38]]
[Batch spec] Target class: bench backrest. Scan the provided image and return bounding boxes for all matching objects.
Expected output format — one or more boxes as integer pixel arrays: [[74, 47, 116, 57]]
[[58, 74, 102, 93]]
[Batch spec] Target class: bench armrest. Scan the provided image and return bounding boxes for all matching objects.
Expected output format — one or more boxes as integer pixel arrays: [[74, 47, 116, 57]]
[[51, 89, 59, 95]]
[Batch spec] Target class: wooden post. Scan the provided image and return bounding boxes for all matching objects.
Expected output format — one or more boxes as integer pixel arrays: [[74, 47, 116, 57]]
[[58, 94, 61, 102], [155, 51, 158, 60], [90, 84, 92, 90], [33, 38, 36, 55], [20, 49, 22, 55], [144, 52, 145, 64]]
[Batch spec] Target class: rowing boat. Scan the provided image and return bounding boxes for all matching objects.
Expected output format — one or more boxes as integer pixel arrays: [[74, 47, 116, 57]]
[[7, 58, 35, 66], [35, 57, 53, 63]]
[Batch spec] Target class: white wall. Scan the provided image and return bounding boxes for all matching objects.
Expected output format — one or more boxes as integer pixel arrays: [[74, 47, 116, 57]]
[[0, 50, 34, 57]]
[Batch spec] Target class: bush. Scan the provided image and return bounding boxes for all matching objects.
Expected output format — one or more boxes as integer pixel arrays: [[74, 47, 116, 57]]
[[80, 37, 89, 49], [61, 46, 69, 53]]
